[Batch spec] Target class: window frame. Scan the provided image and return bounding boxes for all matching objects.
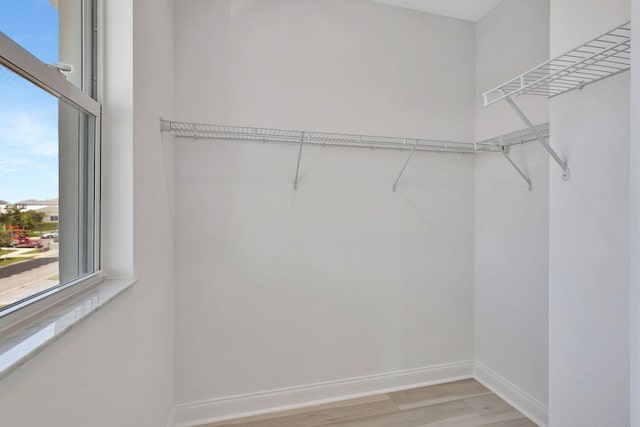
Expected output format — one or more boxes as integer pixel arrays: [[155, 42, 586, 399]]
[[0, 0, 102, 322]]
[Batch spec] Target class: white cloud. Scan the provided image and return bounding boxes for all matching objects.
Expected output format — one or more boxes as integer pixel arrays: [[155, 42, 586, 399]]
[[0, 70, 60, 201], [0, 106, 58, 157], [0, 105, 59, 201]]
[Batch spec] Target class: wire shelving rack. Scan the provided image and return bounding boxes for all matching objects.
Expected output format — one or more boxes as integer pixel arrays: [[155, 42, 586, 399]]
[[162, 120, 550, 192], [483, 21, 631, 106], [476, 123, 550, 150], [475, 123, 551, 192], [160, 120, 477, 154], [482, 21, 631, 182]]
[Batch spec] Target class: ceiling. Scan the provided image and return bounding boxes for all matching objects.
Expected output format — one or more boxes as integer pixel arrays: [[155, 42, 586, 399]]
[[370, 0, 504, 22]]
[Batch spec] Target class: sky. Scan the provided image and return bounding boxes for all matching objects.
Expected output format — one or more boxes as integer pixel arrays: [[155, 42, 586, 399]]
[[0, 0, 59, 203]]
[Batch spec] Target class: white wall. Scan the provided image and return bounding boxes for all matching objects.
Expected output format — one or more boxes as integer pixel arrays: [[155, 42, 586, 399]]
[[174, 1, 476, 422], [548, 1, 631, 426], [475, 0, 550, 141], [473, 2, 550, 424], [0, 1, 177, 426], [132, 0, 177, 424], [175, 0, 476, 142], [474, 144, 549, 426], [631, 0, 640, 425], [174, 142, 475, 423]]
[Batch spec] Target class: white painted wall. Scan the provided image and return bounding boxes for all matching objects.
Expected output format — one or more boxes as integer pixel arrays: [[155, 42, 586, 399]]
[[474, 144, 549, 426], [175, 0, 476, 142], [474, 143, 549, 424], [174, 1, 476, 422], [174, 142, 475, 420], [0, 1, 177, 426], [473, 2, 550, 424], [132, 0, 177, 423], [475, 0, 550, 142], [631, 1, 640, 425], [548, 1, 631, 426]]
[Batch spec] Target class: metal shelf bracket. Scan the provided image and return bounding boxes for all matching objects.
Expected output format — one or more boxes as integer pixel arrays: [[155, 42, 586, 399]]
[[503, 94, 570, 181], [392, 139, 419, 192], [500, 144, 533, 191], [293, 132, 305, 191]]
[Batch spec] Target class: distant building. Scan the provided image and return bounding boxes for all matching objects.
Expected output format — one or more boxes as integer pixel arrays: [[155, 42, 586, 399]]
[[35, 205, 59, 223], [0, 203, 59, 224]]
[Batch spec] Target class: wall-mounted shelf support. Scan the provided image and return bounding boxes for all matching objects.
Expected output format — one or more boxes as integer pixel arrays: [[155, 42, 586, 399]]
[[293, 132, 305, 191], [503, 94, 570, 181], [482, 21, 631, 183], [392, 139, 419, 192], [500, 145, 532, 191]]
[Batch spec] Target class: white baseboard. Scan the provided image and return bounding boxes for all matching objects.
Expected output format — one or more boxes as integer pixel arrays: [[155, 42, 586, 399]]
[[474, 361, 548, 427], [174, 361, 474, 427]]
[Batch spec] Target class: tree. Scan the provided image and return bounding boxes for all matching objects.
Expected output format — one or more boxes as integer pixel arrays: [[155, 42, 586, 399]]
[[0, 230, 12, 247], [0, 205, 25, 227], [0, 206, 46, 230], [26, 210, 46, 231]]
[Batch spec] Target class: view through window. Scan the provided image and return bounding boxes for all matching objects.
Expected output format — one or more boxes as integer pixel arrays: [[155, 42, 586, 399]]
[[0, 0, 98, 313]]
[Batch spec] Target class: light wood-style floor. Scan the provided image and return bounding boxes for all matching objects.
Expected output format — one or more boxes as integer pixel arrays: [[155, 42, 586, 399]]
[[200, 379, 536, 427]]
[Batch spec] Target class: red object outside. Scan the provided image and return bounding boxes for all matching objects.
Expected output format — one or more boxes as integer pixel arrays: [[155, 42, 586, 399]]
[[7, 225, 42, 248]]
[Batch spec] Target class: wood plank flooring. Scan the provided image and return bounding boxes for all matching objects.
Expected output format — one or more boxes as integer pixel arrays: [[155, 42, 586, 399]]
[[200, 379, 537, 427]]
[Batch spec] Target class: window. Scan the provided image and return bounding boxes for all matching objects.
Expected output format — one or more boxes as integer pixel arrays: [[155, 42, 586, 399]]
[[0, 0, 100, 315]]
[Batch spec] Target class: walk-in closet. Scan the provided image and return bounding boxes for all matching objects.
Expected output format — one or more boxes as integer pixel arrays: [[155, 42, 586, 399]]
[[0, 1, 637, 427]]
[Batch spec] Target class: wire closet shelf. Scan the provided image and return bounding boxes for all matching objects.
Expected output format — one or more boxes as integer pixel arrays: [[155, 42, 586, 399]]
[[161, 120, 548, 153], [476, 123, 549, 150], [161, 120, 549, 191], [161, 120, 551, 191], [160, 120, 478, 154], [483, 21, 631, 106]]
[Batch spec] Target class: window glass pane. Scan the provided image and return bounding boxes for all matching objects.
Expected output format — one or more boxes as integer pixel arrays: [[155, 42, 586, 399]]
[[59, 99, 96, 282], [0, 63, 95, 312], [0, 0, 89, 92], [0, 1, 58, 64]]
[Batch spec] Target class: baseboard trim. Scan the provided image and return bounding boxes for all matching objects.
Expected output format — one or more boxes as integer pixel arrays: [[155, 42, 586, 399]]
[[474, 361, 548, 427], [174, 361, 474, 427]]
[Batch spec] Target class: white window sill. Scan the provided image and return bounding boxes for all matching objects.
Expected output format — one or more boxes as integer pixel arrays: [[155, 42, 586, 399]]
[[0, 277, 137, 380]]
